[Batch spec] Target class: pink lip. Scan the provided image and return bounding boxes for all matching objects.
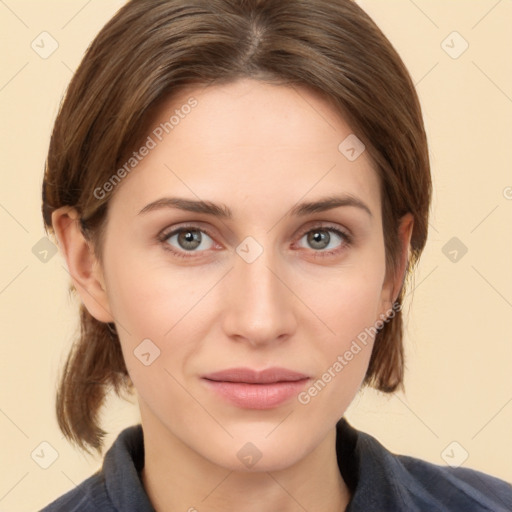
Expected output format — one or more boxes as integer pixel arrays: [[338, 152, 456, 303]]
[[201, 367, 310, 409]]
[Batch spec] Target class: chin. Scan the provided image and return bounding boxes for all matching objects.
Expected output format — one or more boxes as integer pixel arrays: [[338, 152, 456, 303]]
[[217, 445, 307, 473], [194, 424, 316, 473]]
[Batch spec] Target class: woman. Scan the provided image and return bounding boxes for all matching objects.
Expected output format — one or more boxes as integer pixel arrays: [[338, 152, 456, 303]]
[[40, 0, 512, 510]]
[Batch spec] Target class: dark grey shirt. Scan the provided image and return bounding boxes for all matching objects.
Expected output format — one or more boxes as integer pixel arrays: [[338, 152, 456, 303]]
[[40, 418, 512, 511]]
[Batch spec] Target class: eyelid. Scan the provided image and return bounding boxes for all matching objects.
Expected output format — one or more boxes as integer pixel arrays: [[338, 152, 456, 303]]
[[157, 220, 353, 258], [159, 219, 213, 236], [292, 223, 353, 258], [158, 223, 219, 247], [294, 220, 353, 241]]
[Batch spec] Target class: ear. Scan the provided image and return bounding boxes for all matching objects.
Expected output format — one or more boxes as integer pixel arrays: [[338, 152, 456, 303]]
[[52, 207, 114, 323], [379, 212, 414, 315]]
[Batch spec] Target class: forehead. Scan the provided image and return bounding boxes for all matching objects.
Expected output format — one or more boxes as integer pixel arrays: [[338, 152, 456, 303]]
[[108, 78, 381, 221]]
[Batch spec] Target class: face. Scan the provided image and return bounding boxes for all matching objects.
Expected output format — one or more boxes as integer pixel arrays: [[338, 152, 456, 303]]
[[93, 78, 400, 471]]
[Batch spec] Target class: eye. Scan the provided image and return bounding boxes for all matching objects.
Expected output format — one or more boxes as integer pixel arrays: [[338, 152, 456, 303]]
[[158, 223, 352, 260], [160, 226, 216, 257], [296, 225, 351, 257]]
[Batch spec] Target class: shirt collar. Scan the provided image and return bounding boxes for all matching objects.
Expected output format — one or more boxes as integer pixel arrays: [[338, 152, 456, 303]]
[[102, 418, 407, 511]]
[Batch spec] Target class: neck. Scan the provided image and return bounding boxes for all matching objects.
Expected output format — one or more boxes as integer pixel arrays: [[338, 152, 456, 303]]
[[140, 420, 350, 512]]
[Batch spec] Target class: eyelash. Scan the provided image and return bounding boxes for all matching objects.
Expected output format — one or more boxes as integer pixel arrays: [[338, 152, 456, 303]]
[[157, 223, 353, 260]]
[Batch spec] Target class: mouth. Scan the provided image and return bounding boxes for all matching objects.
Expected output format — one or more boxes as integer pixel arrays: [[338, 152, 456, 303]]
[[201, 367, 310, 409]]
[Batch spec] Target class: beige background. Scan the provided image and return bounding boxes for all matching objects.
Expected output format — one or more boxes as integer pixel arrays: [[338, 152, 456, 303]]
[[1, 1, 511, 510]]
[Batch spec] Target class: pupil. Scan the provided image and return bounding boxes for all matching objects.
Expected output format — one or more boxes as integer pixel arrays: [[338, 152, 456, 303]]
[[179, 230, 201, 250], [309, 230, 329, 249]]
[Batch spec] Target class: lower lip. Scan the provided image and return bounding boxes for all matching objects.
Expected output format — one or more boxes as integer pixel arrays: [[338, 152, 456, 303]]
[[202, 379, 310, 409]]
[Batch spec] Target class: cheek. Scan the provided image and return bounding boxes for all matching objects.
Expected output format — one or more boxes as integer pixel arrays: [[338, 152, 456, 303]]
[[102, 257, 198, 418], [102, 244, 221, 378], [104, 262, 170, 337], [296, 293, 380, 418], [298, 253, 387, 399], [305, 254, 387, 343], [103, 237, 208, 335]]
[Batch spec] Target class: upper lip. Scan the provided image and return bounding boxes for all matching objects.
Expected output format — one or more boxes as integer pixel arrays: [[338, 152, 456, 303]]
[[202, 367, 310, 384]]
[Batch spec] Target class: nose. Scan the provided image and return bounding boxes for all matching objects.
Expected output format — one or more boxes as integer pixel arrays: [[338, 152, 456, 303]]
[[221, 241, 298, 348]]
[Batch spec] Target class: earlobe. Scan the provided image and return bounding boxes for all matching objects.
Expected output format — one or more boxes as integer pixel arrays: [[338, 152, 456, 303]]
[[380, 213, 414, 316], [390, 213, 414, 304], [51, 207, 114, 323]]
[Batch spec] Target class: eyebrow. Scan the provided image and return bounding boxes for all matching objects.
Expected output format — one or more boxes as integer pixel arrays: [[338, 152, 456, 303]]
[[138, 194, 372, 218]]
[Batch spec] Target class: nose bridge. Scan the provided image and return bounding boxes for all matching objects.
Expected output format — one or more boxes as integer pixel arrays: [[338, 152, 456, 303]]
[[222, 237, 296, 344]]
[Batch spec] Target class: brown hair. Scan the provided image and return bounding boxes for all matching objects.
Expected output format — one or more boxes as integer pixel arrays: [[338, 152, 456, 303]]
[[42, 0, 431, 453]]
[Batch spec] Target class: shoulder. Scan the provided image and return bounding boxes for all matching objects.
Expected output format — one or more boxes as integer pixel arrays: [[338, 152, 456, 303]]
[[396, 453, 512, 511], [39, 471, 110, 511], [39, 425, 154, 512], [337, 418, 512, 512]]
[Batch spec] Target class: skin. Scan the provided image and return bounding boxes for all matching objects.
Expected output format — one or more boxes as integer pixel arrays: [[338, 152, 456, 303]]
[[53, 78, 413, 511]]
